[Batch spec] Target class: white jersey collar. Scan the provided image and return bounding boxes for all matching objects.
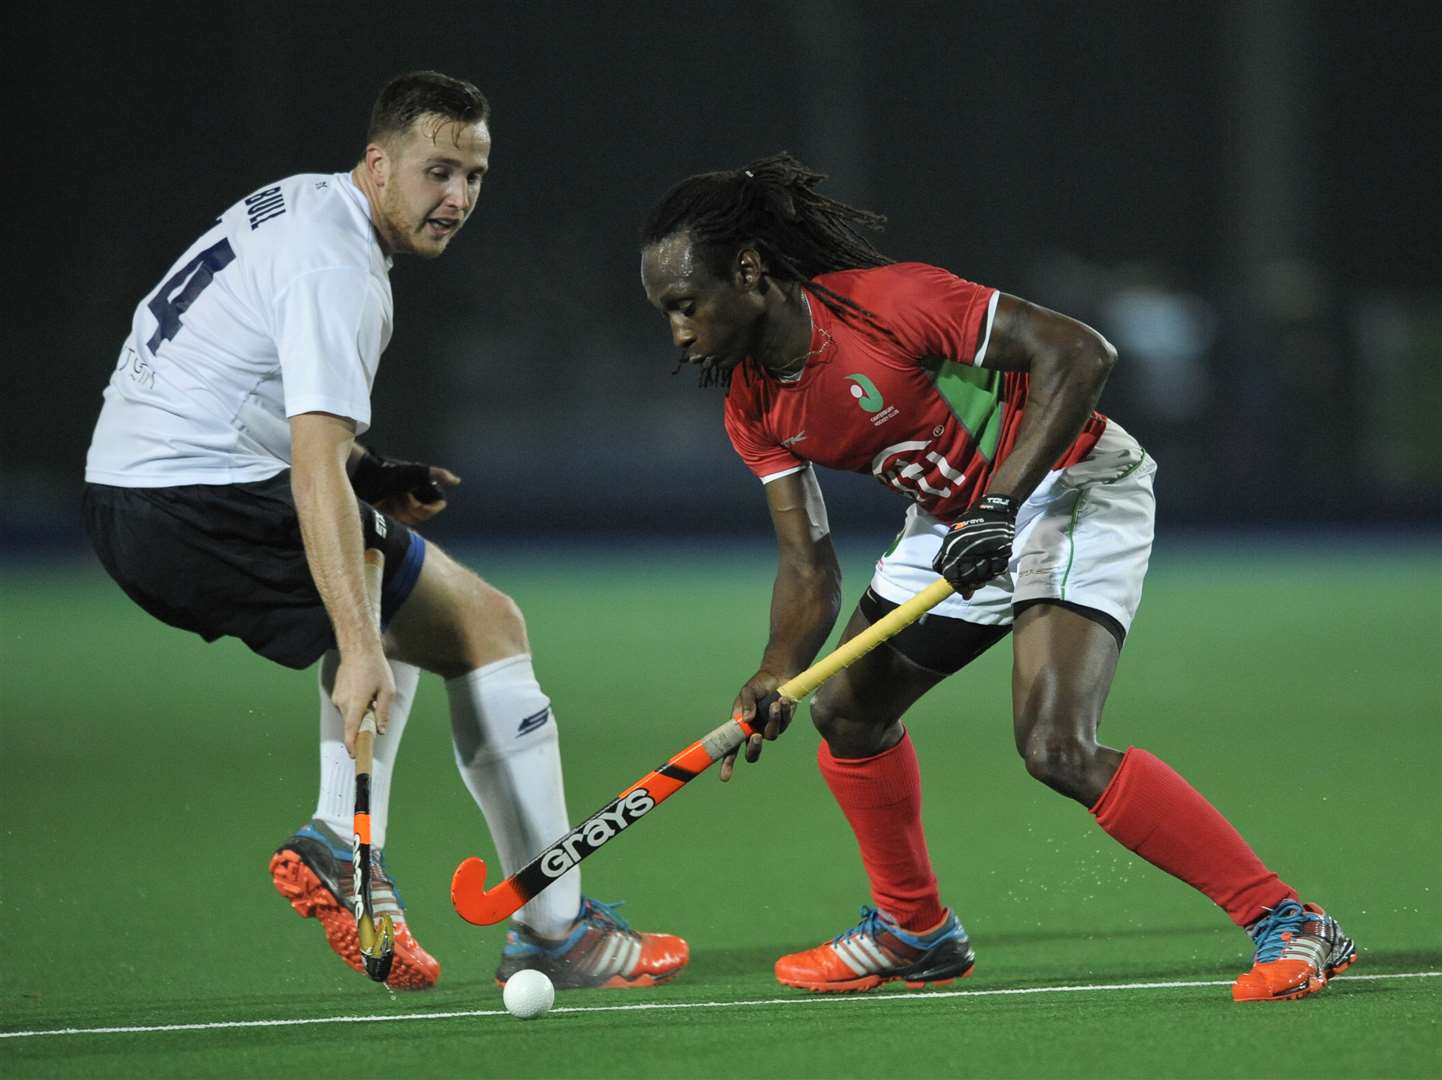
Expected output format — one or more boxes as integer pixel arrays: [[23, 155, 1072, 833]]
[[339, 171, 393, 270]]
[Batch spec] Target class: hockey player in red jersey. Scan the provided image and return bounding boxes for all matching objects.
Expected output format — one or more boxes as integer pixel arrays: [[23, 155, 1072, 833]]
[[639, 153, 1354, 1002]]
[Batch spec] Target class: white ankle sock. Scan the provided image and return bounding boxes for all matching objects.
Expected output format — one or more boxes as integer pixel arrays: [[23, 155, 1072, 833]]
[[312, 652, 419, 850], [448, 654, 580, 938]]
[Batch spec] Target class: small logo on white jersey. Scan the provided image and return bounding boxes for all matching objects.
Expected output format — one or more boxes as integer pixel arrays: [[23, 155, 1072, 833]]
[[120, 346, 155, 390]]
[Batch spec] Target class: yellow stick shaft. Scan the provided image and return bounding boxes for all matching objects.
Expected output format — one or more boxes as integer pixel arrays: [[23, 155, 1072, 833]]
[[776, 578, 955, 702]]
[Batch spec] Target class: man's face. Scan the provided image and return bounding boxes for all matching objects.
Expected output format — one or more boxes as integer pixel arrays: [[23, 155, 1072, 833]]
[[640, 232, 765, 379], [370, 114, 491, 257]]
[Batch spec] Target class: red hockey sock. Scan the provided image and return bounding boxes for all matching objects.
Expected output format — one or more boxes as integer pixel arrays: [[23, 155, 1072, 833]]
[[1090, 747, 1296, 926], [817, 732, 945, 931]]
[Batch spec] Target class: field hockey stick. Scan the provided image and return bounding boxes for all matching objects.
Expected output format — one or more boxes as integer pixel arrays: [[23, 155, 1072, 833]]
[[353, 547, 395, 982], [451, 577, 956, 926]]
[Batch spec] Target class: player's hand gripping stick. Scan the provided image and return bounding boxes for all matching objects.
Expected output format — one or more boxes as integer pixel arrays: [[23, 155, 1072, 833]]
[[353, 547, 395, 983], [931, 494, 1019, 592], [451, 577, 956, 926]]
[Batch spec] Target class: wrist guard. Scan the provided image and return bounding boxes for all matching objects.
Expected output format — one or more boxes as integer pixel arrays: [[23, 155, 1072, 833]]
[[351, 448, 443, 504]]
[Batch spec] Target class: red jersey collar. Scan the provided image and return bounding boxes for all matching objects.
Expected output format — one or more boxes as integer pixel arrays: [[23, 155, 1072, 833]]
[[745, 287, 837, 389]]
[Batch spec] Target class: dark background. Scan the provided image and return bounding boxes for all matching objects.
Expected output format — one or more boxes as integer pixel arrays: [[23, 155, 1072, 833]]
[[9, 1, 1441, 547]]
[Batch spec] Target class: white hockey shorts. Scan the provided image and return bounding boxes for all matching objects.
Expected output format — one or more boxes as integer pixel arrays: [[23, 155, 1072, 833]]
[[869, 421, 1158, 633]]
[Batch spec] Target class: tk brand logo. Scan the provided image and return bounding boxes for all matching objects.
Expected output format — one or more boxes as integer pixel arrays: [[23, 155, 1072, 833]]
[[539, 788, 657, 878]]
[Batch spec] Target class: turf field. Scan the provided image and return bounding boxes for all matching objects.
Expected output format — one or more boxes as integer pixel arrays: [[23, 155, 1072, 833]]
[[2, 536, 1439, 1078]]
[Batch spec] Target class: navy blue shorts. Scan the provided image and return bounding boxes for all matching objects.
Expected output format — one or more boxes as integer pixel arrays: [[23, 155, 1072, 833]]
[[81, 472, 426, 670]]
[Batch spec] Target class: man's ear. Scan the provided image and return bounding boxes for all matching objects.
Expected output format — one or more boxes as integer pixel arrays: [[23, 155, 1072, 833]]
[[735, 246, 768, 292], [363, 142, 390, 190]]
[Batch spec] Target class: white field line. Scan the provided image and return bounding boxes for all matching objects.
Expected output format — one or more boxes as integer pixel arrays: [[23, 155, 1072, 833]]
[[2, 971, 1436, 1041]]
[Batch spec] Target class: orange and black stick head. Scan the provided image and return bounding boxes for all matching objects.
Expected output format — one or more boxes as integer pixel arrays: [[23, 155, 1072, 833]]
[[452, 856, 530, 925]]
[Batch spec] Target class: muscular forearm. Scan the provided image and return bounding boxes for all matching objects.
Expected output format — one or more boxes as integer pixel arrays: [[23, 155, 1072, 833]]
[[291, 417, 379, 654], [760, 545, 842, 676], [986, 331, 1114, 503]]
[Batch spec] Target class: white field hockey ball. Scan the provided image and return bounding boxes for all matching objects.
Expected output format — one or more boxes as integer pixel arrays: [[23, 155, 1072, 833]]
[[503, 969, 555, 1020]]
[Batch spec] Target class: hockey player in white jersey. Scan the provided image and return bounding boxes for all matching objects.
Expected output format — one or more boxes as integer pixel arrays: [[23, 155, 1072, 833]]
[[83, 71, 689, 992]]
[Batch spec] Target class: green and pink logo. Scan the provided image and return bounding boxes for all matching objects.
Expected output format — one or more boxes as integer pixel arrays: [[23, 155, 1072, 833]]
[[845, 373, 884, 413]]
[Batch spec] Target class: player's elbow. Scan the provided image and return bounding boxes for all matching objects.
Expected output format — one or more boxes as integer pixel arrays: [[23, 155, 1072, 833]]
[[1083, 329, 1117, 379], [1055, 329, 1115, 397], [1038, 322, 1114, 388]]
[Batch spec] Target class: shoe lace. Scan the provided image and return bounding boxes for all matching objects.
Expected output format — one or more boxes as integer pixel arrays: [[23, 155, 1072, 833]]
[[833, 905, 889, 946], [506, 898, 635, 956], [579, 897, 635, 935], [1248, 900, 1309, 962]]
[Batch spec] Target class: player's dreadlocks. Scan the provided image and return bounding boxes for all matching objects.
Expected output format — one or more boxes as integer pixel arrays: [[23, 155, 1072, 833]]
[[641, 153, 900, 387]]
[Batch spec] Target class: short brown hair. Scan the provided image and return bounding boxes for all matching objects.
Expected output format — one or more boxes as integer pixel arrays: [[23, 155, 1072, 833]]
[[367, 71, 490, 143]]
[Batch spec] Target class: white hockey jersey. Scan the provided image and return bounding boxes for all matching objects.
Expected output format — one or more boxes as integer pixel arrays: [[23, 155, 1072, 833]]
[[85, 172, 392, 486]]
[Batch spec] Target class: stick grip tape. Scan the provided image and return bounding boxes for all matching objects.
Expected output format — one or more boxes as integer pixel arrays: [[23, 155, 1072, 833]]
[[777, 578, 954, 702]]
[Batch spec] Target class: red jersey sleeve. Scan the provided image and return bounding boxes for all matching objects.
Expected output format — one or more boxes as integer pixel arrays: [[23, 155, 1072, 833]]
[[723, 381, 803, 481], [845, 262, 999, 367]]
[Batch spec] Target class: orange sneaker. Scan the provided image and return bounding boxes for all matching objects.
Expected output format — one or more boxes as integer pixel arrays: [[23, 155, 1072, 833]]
[[495, 898, 688, 989], [269, 820, 440, 990], [775, 906, 975, 993], [1232, 900, 1356, 1002]]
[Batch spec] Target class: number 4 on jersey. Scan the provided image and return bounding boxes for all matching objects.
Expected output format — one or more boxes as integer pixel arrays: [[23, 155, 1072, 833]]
[[145, 237, 236, 352]]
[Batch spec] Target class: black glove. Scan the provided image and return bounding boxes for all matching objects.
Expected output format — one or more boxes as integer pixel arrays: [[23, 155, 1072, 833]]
[[350, 448, 444, 504], [932, 494, 1020, 591]]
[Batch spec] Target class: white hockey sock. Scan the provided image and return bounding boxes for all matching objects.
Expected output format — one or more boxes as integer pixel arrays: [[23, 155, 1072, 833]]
[[448, 654, 580, 939], [312, 651, 419, 851]]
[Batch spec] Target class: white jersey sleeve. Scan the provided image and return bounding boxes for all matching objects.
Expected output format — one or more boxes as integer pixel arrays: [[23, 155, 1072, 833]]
[[275, 266, 387, 426], [85, 173, 393, 487]]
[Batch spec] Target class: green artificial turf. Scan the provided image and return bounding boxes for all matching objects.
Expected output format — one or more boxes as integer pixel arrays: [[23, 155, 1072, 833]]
[[2, 538, 1438, 1078]]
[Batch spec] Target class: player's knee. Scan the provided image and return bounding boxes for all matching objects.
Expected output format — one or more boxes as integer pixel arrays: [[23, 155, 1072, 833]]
[[1018, 725, 1096, 796], [459, 575, 528, 656], [411, 553, 531, 674]]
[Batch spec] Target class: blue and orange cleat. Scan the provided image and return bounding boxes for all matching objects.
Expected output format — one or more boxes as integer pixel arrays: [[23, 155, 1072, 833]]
[[269, 819, 440, 990], [1232, 899, 1356, 1002], [495, 897, 689, 990], [775, 906, 975, 993]]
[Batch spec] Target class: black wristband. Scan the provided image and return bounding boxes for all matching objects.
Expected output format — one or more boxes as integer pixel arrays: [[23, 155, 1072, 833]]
[[350, 448, 433, 503], [350, 449, 388, 500]]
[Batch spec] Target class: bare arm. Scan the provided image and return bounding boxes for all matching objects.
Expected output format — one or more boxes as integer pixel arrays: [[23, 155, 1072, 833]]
[[758, 467, 842, 676], [979, 293, 1116, 503], [723, 466, 841, 780], [290, 411, 394, 753]]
